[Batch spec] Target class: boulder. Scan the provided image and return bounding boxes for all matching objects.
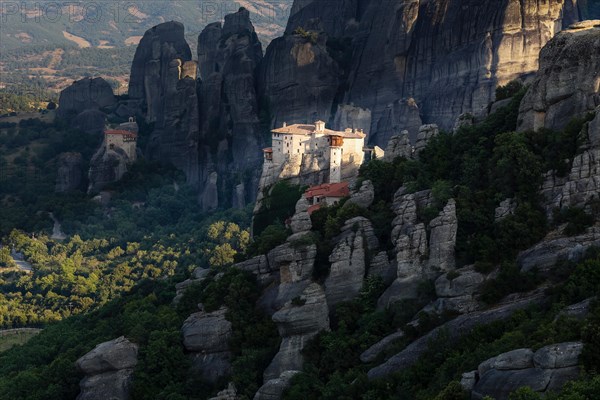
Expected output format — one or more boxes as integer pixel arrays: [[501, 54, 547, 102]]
[[435, 266, 485, 298], [325, 217, 378, 307], [368, 290, 546, 379], [478, 349, 534, 374], [75, 337, 138, 400], [77, 369, 135, 400], [209, 383, 237, 400], [182, 307, 232, 383], [182, 307, 232, 353], [360, 330, 405, 363], [384, 131, 413, 161], [347, 180, 375, 209], [76, 337, 138, 375], [533, 342, 583, 369], [57, 77, 116, 118], [87, 144, 131, 194], [254, 370, 300, 400], [518, 227, 600, 274], [264, 283, 329, 380]]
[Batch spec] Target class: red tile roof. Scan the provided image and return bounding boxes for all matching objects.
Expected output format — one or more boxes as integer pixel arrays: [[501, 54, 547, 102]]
[[308, 204, 322, 215], [304, 181, 350, 199], [263, 147, 273, 153]]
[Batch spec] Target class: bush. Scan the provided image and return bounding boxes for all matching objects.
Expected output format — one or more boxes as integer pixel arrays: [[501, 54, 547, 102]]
[[496, 80, 524, 101], [552, 207, 594, 235]]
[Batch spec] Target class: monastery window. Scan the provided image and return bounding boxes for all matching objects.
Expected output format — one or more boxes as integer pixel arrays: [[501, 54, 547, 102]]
[[297, 149, 300, 153]]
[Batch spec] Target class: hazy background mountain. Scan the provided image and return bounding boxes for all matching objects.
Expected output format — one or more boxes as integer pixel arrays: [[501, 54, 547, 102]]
[[0, 1, 293, 103]]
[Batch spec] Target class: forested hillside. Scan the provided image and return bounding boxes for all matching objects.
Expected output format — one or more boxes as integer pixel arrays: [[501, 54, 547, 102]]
[[1, 83, 599, 399]]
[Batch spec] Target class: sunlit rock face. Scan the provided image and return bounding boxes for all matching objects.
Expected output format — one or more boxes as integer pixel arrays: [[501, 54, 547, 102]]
[[264, 0, 595, 147]]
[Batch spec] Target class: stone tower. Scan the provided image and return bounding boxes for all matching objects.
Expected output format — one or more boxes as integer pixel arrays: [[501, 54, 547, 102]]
[[329, 134, 343, 183]]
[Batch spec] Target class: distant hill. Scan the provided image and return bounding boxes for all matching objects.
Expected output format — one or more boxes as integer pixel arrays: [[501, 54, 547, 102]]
[[0, 1, 293, 100]]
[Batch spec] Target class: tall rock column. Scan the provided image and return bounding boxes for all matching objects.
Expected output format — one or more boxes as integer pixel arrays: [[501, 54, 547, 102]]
[[129, 21, 199, 184], [197, 7, 265, 210]]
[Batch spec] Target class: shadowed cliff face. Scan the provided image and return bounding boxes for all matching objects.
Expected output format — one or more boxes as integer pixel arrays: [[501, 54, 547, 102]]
[[129, 21, 200, 185], [267, 0, 595, 146], [197, 8, 265, 211]]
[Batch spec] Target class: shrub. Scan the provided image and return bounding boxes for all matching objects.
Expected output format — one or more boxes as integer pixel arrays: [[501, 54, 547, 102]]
[[496, 80, 524, 101]]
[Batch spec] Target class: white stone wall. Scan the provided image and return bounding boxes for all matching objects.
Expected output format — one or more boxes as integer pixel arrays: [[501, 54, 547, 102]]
[[105, 135, 137, 161], [330, 146, 342, 183]]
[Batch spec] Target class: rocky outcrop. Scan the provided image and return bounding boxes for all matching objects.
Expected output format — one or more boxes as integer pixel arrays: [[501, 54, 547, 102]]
[[254, 370, 300, 400], [182, 306, 232, 384], [75, 337, 138, 400], [540, 111, 600, 217], [55, 152, 83, 192], [209, 383, 237, 400], [347, 180, 375, 209], [173, 268, 211, 304], [384, 131, 413, 161], [518, 227, 600, 274], [378, 188, 457, 308], [427, 265, 486, 314], [71, 109, 106, 135], [470, 342, 583, 399], [413, 124, 439, 156], [360, 330, 405, 364], [325, 217, 378, 307], [518, 21, 600, 132], [87, 145, 132, 194], [264, 283, 329, 380], [57, 77, 116, 118], [495, 198, 517, 221], [129, 21, 199, 184], [197, 8, 265, 210], [368, 290, 547, 379], [289, 197, 312, 235]]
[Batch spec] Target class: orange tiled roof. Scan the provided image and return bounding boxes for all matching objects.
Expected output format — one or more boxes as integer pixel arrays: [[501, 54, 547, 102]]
[[263, 147, 273, 153], [308, 204, 322, 215], [105, 129, 137, 137], [305, 181, 350, 199]]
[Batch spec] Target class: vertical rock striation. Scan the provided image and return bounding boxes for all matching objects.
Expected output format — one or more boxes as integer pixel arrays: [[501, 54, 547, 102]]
[[129, 21, 199, 184], [261, 0, 597, 147], [197, 7, 265, 210], [518, 21, 600, 132]]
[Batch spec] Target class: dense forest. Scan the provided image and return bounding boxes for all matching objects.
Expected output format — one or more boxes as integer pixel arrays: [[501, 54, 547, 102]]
[[0, 84, 599, 399]]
